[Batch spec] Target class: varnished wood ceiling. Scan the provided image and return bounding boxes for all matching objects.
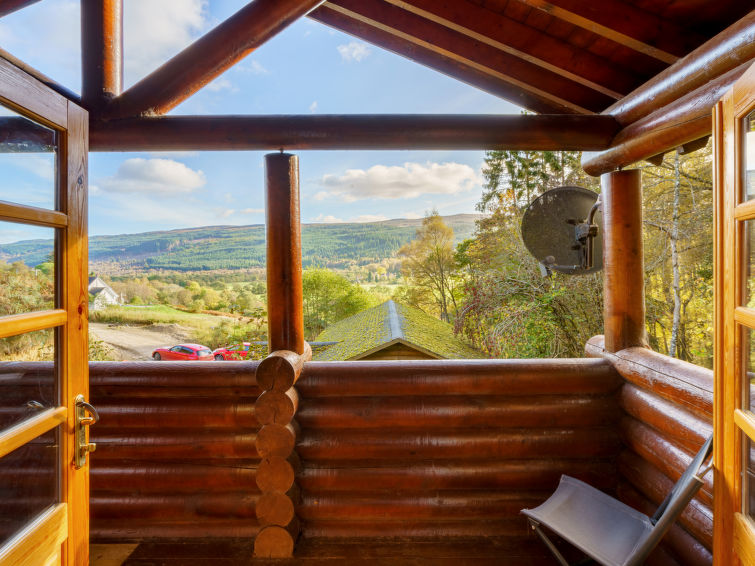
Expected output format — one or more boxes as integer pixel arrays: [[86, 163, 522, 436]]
[[308, 0, 754, 114]]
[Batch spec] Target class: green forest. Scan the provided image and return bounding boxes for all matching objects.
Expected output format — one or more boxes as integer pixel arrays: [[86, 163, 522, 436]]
[[0, 215, 479, 272], [0, 145, 714, 367]]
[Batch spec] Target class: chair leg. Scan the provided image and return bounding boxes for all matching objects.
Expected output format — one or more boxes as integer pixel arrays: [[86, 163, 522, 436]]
[[528, 519, 572, 566]]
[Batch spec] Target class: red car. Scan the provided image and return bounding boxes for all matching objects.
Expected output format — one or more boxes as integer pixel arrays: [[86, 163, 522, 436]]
[[152, 343, 214, 361], [212, 342, 253, 361]]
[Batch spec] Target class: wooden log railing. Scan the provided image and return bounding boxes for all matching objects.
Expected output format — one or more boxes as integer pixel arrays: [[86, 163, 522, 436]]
[[4, 351, 716, 562], [296, 358, 621, 539], [586, 336, 713, 566], [87, 361, 261, 540], [80, 357, 623, 546], [253, 346, 310, 558]]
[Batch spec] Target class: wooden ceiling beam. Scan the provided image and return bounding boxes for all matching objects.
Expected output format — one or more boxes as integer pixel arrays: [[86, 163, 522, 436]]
[[320, 0, 614, 113], [581, 62, 749, 176], [606, 10, 755, 127], [0, 0, 41, 18], [81, 0, 123, 112], [384, 0, 636, 99], [89, 114, 621, 152], [311, 5, 571, 114], [514, 0, 704, 64], [106, 0, 324, 119]]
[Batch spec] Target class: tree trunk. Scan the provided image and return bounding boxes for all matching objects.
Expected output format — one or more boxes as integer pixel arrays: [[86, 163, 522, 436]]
[[669, 150, 682, 358]]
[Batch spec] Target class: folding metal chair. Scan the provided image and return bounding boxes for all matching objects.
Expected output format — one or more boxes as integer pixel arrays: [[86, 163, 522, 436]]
[[521, 435, 713, 566]]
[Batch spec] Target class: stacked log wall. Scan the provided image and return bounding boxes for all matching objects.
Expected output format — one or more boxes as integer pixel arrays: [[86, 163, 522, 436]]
[[87, 361, 261, 540], [295, 359, 621, 539], [586, 336, 714, 566], [85, 358, 621, 542]]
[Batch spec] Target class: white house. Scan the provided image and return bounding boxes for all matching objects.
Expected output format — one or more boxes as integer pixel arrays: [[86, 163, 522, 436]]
[[88, 276, 122, 310]]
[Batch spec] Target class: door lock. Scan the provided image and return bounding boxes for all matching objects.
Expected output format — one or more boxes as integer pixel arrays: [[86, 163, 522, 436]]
[[74, 394, 99, 469]]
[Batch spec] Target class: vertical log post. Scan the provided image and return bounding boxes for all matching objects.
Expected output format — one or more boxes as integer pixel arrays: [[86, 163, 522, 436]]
[[254, 152, 306, 558], [602, 169, 648, 352], [265, 152, 305, 355], [81, 0, 123, 112]]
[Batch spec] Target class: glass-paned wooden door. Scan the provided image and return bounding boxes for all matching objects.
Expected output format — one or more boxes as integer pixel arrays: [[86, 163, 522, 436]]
[[715, 61, 755, 565], [0, 59, 90, 565]]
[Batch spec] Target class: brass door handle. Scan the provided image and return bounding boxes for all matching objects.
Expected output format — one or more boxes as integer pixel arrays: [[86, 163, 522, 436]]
[[74, 395, 99, 468]]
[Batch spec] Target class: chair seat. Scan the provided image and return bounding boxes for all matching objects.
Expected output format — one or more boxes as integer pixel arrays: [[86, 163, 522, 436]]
[[521, 476, 654, 566]]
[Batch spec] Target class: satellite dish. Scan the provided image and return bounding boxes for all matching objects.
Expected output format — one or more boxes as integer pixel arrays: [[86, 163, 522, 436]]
[[521, 186, 603, 276]]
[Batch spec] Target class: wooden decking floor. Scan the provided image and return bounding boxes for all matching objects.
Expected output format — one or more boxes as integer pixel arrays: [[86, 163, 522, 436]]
[[92, 538, 560, 565]]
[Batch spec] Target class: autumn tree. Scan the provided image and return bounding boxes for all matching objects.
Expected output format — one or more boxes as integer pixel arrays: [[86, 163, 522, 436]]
[[302, 269, 376, 339], [455, 150, 604, 358], [397, 212, 460, 322], [642, 144, 713, 366]]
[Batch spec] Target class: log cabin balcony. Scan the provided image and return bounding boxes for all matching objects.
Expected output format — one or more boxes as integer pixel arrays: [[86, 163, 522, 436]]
[[0, 1, 753, 565], [5, 344, 713, 565]]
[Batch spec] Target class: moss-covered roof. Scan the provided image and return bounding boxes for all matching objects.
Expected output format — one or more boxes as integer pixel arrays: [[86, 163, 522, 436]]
[[314, 300, 485, 361]]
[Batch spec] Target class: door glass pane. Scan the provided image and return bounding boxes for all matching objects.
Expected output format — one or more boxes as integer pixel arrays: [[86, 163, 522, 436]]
[[0, 223, 56, 315], [746, 110, 755, 201], [0, 105, 57, 210], [744, 221, 755, 307], [0, 330, 56, 434], [744, 326, 755, 516], [0, 428, 58, 545]]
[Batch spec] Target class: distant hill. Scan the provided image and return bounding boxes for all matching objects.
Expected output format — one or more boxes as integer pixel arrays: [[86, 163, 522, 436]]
[[0, 214, 481, 272]]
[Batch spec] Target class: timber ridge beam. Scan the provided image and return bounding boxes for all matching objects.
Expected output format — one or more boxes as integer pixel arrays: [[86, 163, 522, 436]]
[[89, 114, 620, 152]]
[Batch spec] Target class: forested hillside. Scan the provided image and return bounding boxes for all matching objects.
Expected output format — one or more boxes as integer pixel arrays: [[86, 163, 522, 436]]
[[0, 214, 479, 272]]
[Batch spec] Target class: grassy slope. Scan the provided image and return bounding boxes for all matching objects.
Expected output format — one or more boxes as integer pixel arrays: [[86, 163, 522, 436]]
[[90, 304, 225, 330]]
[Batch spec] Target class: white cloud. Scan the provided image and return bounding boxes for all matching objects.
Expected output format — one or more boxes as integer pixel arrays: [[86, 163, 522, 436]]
[[239, 60, 269, 75], [310, 214, 387, 224], [318, 162, 479, 202], [219, 208, 235, 218], [337, 41, 371, 62], [206, 77, 234, 92], [312, 214, 343, 223], [99, 158, 206, 195], [240, 208, 264, 214], [125, 0, 208, 82], [353, 214, 387, 223], [309, 101, 318, 113]]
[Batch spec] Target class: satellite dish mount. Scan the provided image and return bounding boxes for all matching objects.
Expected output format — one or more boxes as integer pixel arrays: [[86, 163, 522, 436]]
[[521, 186, 603, 276]]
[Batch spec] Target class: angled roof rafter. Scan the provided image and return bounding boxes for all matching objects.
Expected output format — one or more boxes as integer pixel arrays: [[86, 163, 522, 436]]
[[310, 4, 572, 114], [106, 0, 325, 119], [317, 1, 612, 114], [0, 0, 41, 19], [513, 0, 700, 64], [383, 0, 631, 100]]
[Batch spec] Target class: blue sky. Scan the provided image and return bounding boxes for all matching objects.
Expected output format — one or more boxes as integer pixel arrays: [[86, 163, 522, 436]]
[[0, 0, 521, 242]]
